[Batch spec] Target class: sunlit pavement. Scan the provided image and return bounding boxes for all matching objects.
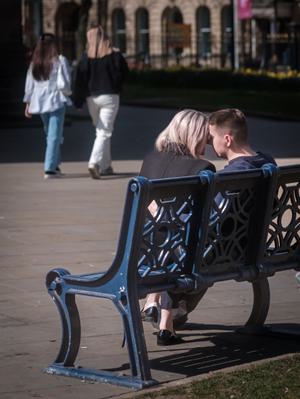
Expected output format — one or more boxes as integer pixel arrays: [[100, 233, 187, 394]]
[[0, 106, 299, 399]]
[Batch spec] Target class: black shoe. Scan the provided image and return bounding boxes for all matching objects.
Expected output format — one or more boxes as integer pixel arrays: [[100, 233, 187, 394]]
[[157, 330, 183, 346], [141, 306, 158, 323]]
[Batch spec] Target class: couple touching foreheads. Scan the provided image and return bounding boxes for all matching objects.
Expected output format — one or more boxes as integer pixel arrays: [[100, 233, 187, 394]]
[[139, 108, 276, 346]]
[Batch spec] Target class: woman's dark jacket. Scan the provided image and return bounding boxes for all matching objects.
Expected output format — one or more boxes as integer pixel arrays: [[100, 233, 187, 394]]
[[139, 149, 215, 308], [72, 51, 128, 108], [140, 149, 216, 179]]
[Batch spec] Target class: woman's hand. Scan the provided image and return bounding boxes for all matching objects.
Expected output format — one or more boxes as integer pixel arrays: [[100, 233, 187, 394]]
[[25, 103, 32, 119]]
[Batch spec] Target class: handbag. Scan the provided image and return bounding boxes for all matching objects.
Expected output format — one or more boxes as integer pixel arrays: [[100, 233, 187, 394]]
[[57, 55, 72, 96]]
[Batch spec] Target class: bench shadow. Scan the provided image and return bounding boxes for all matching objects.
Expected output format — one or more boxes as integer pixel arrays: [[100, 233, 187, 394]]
[[103, 323, 300, 378], [149, 324, 300, 378]]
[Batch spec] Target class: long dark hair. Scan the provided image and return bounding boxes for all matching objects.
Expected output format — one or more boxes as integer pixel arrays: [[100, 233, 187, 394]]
[[31, 33, 58, 81]]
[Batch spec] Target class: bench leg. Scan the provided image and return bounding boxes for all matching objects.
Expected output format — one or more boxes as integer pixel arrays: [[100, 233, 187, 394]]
[[236, 277, 271, 335], [45, 269, 81, 367], [51, 292, 81, 366], [116, 295, 158, 388], [246, 277, 270, 326], [45, 269, 157, 389], [239, 277, 300, 338]]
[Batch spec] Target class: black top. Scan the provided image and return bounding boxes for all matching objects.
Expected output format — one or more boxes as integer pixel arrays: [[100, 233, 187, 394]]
[[72, 52, 128, 108], [221, 151, 276, 172], [140, 149, 216, 179]]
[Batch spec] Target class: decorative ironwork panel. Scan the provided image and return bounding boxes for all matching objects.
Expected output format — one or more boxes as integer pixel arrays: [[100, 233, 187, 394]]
[[202, 187, 255, 268], [266, 182, 300, 258], [137, 193, 197, 279]]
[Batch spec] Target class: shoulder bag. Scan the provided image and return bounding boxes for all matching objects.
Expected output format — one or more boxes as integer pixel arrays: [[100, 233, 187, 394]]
[[57, 55, 72, 96]]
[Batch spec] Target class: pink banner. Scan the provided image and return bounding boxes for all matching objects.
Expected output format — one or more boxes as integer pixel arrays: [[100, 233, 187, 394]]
[[238, 0, 252, 19]]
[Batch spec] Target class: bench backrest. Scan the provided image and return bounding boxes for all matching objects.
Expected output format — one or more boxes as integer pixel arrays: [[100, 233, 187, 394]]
[[136, 173, 212, 286], [264, 165, 300, 266], [111, 165, 300, 293], [196, 166, 275, 281]]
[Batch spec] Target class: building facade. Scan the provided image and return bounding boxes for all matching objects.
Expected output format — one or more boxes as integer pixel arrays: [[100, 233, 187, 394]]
[[22, 0, 300, 70]]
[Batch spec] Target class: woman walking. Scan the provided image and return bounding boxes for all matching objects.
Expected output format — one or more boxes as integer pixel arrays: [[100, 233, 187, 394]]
[[72, 24, 128, 179], [24, 33, 71, 179]]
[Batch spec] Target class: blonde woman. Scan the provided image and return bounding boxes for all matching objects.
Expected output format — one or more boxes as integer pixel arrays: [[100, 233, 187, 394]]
[[73, 24, 128, 179], [140, 109, 215, 345]]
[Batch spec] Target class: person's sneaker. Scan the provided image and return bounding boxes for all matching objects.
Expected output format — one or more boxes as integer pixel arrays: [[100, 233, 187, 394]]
[[157, 330, 183, 346], [101, 166, 114, 176], [88, 164, 101, 179], [44, 171, 61, 179]]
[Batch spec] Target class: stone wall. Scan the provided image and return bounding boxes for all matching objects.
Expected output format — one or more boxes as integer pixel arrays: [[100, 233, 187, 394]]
[[106, 0, 229, 56], [29, 0, 299, 69], [39, 0, 229, 58]]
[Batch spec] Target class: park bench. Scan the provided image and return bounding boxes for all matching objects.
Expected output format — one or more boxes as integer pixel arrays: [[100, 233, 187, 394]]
[[45, 163, 300, 389]]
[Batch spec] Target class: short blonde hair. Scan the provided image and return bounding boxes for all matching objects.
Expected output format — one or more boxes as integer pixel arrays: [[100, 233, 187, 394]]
[[155, 109, 209, 158], [86, 24, 113, 58]]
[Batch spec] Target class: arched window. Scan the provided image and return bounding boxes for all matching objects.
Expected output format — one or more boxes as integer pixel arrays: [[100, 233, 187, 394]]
[[135, 8, 149, 56], [196, 6, 211, 58], [221, 5, 233, 65], [112, 8, 126, 53]]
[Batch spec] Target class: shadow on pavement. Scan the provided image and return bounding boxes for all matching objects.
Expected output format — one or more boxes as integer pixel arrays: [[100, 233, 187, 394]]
[[103, 324, 300, 380], [150, 327, 300, 378]]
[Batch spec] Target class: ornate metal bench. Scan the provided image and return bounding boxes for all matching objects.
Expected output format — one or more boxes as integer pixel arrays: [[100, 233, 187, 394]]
[[45, 164, 300, 389]]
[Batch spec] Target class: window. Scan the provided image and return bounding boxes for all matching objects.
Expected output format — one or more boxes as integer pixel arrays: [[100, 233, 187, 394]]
[[197, 6, 211, 58], [112, 8, 126, 53], [136, 8, 149, 56], [221, 5, 233, 54], [221, 5, 233, 66]]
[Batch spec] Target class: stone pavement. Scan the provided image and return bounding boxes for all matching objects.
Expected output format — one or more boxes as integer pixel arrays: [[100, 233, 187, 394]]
[[0, 106, 300, 398], [1, 159, 300, 399], [1, 105, 300, 163]]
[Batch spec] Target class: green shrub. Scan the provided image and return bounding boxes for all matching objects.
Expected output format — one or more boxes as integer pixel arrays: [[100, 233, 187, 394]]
[[127, 68, 300, 92]]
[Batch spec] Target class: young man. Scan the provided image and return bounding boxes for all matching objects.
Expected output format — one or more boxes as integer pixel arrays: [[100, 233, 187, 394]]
[[144, 110, 276, 345], [208, 108, 276, 170]]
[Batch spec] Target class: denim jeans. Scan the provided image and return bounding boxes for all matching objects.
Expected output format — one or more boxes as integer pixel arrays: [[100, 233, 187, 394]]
[[40, 106, 65, 172], [87, 94, 119, 170]]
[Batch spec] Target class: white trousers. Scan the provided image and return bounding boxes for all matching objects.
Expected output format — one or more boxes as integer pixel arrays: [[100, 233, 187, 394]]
[[87, 94, 120, 170]]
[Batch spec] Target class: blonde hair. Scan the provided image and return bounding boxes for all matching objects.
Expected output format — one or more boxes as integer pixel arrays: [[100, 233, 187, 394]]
[[86, 25, 113, 58], [155, 109, 209, 158]]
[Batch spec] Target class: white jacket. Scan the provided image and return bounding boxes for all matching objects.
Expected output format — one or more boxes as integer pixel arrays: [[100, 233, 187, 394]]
[[24, 55, 72, 114]]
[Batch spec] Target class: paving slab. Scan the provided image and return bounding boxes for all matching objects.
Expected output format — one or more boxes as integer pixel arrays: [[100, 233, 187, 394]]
[[1, 106, 300, 398], [0, 158, 299, 399]]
